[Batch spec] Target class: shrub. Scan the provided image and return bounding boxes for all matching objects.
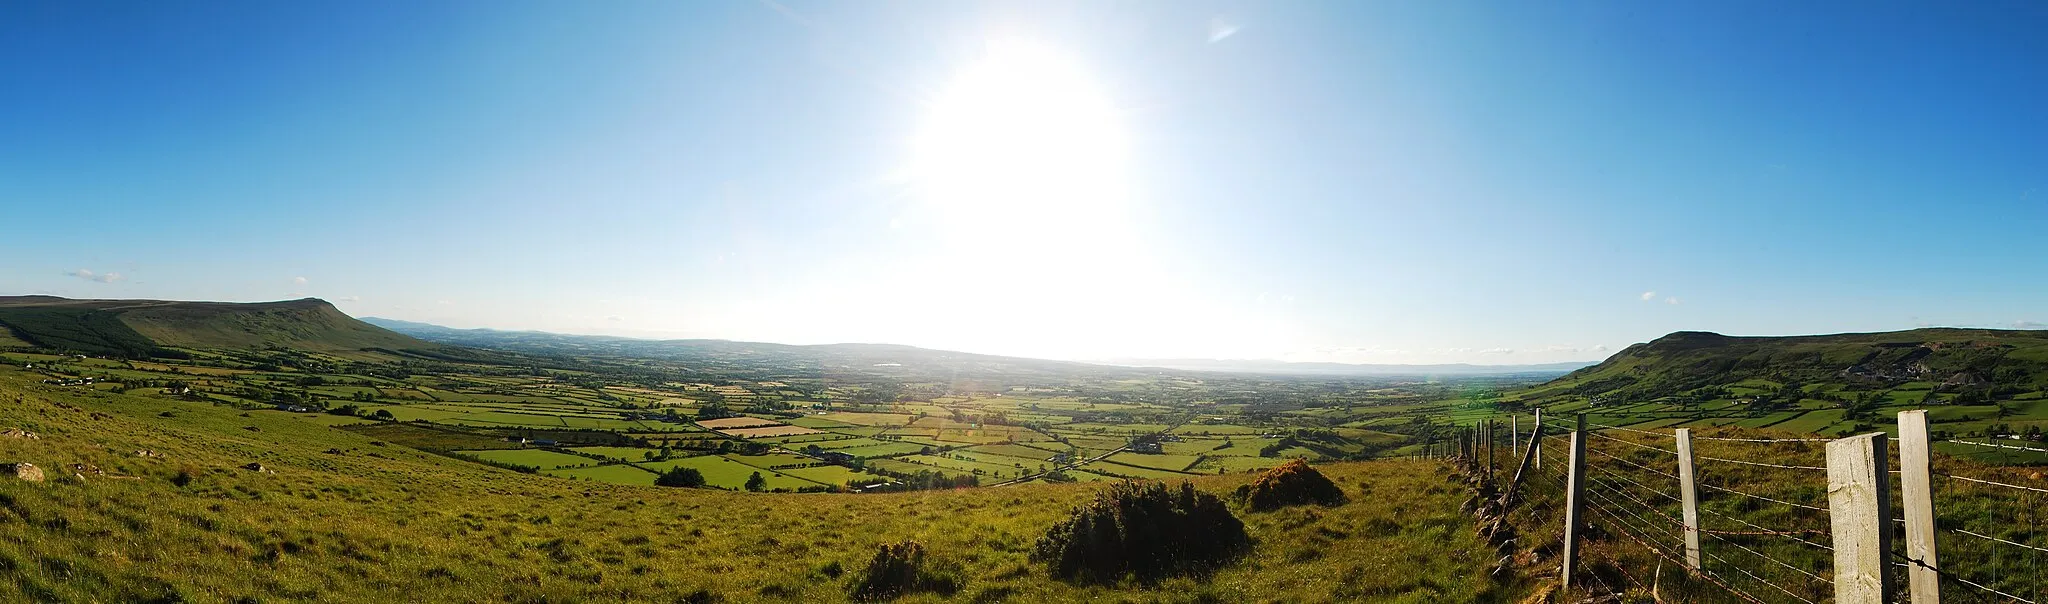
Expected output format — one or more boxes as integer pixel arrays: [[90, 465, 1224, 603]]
[[1031, 480, 1249, 584], [656, 467, 707, 488], [1237, 459, 1347, 511], [848, 541, 958, 601]]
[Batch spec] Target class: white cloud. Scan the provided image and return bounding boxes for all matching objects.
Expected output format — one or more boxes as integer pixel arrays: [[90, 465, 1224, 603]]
[[292, 276, 309, 286], [1542, 345, 1582, 353], [2016, 321, 2047, 330], [337, 295, 361, 302], [66, 269, 122, 283], [1592, 344, 1611, 352], [1479, 348, 1515, 355], [1665, 296, 1682, 305], [1640, 291, 1656, 301], [1208, 17, 1241, 43], [606, 316, 623, 322]]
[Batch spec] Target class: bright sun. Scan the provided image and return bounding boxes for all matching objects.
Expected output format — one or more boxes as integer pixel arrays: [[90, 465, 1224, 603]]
[[907, 38, 1130, 237]]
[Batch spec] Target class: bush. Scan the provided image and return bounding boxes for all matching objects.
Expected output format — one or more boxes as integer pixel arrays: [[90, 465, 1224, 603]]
[[656, 467, 707, 488], [1031, 480, 1249, 584], [848, 541, 958, 601], [1237, 459, 1347, 511]]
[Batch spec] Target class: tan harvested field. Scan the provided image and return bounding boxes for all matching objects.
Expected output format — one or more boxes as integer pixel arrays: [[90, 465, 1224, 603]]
[[719, 425, 824, 438], [696, 416, 783, 429]]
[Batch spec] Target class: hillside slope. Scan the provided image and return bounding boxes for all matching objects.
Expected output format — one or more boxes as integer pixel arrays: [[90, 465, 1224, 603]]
[[0, 296, 433, 357], [0, 366, 1509, 602], [1518, 328, 2048, 405]]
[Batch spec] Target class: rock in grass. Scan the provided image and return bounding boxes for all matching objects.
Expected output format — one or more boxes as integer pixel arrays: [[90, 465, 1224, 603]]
[[1, 462, 45, 482], [1238, 459, 1348, 511], [1, 428, 39, 440]]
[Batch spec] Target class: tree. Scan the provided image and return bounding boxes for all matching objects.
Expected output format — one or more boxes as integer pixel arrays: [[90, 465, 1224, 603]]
[[371, 409, 396, 421], [656, 467, 707, 488], [745, 471, 767, 492]]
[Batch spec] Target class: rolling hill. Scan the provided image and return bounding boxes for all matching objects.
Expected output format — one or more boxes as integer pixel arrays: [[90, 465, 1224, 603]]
[[1515, 329, 2048, 409], [0, 296, 436, 357]]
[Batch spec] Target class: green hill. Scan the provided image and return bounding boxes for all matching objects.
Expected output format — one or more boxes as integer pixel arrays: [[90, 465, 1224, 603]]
[[1524, 328, 2048, 402], [1502, 328, 2048, 440], [0, 296, 435, 358]]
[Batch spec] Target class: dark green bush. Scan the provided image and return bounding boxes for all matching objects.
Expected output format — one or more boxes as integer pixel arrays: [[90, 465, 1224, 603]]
[[1237, 459, 1347, 511], [1031, 480, 1249, 584], [655, 467, 706, 488], [848, 541, 958, 601]]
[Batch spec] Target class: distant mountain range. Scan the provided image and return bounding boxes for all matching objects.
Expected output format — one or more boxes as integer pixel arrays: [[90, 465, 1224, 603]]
[[365, 317, 1594, 377], [1098, 358, 1596, 377]]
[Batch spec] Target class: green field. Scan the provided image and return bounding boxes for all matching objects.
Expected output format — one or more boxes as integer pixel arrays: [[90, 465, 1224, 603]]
[[640, 455, 819, 490], [454, 448, 599, 469], [542, 464, 658, 485]]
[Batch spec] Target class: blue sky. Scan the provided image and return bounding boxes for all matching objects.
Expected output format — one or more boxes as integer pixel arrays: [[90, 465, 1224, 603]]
[[3, 1, 2044, 364]]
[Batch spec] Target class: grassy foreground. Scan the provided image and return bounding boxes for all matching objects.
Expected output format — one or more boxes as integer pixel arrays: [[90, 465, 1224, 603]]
[[0, 365, 1507, 603]]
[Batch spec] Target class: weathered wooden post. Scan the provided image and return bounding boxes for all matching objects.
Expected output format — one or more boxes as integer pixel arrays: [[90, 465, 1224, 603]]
[[1898, 410, 1940, 603], [1533, 408, 1543, 470], [1500, 416, 1546, 508], [1675, 427, 1702, 571], [1827, 433, 1896, 603], [1511, 415, 1520, 458], [1486, 420, 1497, 478], [1562, 413, 1588, 589]]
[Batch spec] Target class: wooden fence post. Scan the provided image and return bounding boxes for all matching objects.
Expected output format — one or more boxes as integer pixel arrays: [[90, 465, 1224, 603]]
[[1500, 417, 1546, 508], [1562, 413, 1588, 589], [1534, 408, 1543, 470], [1486, 420, 1497, 478], [1675, 427, 1702, 571], [1899, 410, 1940, 603], [1511, 415, 1520, 463], [1827, 433, 1896, 604]]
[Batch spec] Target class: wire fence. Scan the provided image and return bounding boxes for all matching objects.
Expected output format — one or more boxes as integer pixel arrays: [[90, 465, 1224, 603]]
[[1449, 412, 2048, 603]]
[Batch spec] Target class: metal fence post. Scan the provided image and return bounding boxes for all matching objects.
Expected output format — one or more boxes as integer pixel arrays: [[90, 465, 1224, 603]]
[[1898, 410, 1940, 603], [1827, 433, 1896, 603], [1562, 413, 1588, 589], [1675, 427, 1702, 571]]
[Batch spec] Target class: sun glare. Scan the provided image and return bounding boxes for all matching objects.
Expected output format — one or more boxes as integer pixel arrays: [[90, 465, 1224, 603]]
[[908, 38, 1130, 236]]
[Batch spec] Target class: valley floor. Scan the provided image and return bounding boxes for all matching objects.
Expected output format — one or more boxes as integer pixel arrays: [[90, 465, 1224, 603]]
[[0, 366, 1513, 603]]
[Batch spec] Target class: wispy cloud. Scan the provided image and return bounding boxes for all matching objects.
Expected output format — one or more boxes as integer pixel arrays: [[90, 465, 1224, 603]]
[[1479, 348, 1515, 355], [1591, 344, 1611, 352], [337, 295, 361, 302], [1640, 291, 1656, 301], [2016, 321, 2047, 329], [291, 276, 309, 286], [66, 269, 122, 283], [1208, 17, 1241, 43], [1665, 296, 1682, 305], [606, 315, 623, 322]]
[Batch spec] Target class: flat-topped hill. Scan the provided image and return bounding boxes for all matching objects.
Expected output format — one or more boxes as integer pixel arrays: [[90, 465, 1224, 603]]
[[0, 296, 433, 357]]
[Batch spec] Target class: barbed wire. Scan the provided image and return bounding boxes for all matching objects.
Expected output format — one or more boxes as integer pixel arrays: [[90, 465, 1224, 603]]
[[1588, 465, 1684, 505], [1698, 524, 1833, 585], [1696, 455, 1828, 472], [1953, 528, 2048, 556], [1945, 438, 2048, 456], [1941, 472, 2048, 496], [1582, 503, 1773, 604], [1694, 434, 1832, 443], [1584, 447, 1683, 480], [1587, 422, 1677, 438], [1698, 481, 1832, 513], [1588, 431, 1682, 455]]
